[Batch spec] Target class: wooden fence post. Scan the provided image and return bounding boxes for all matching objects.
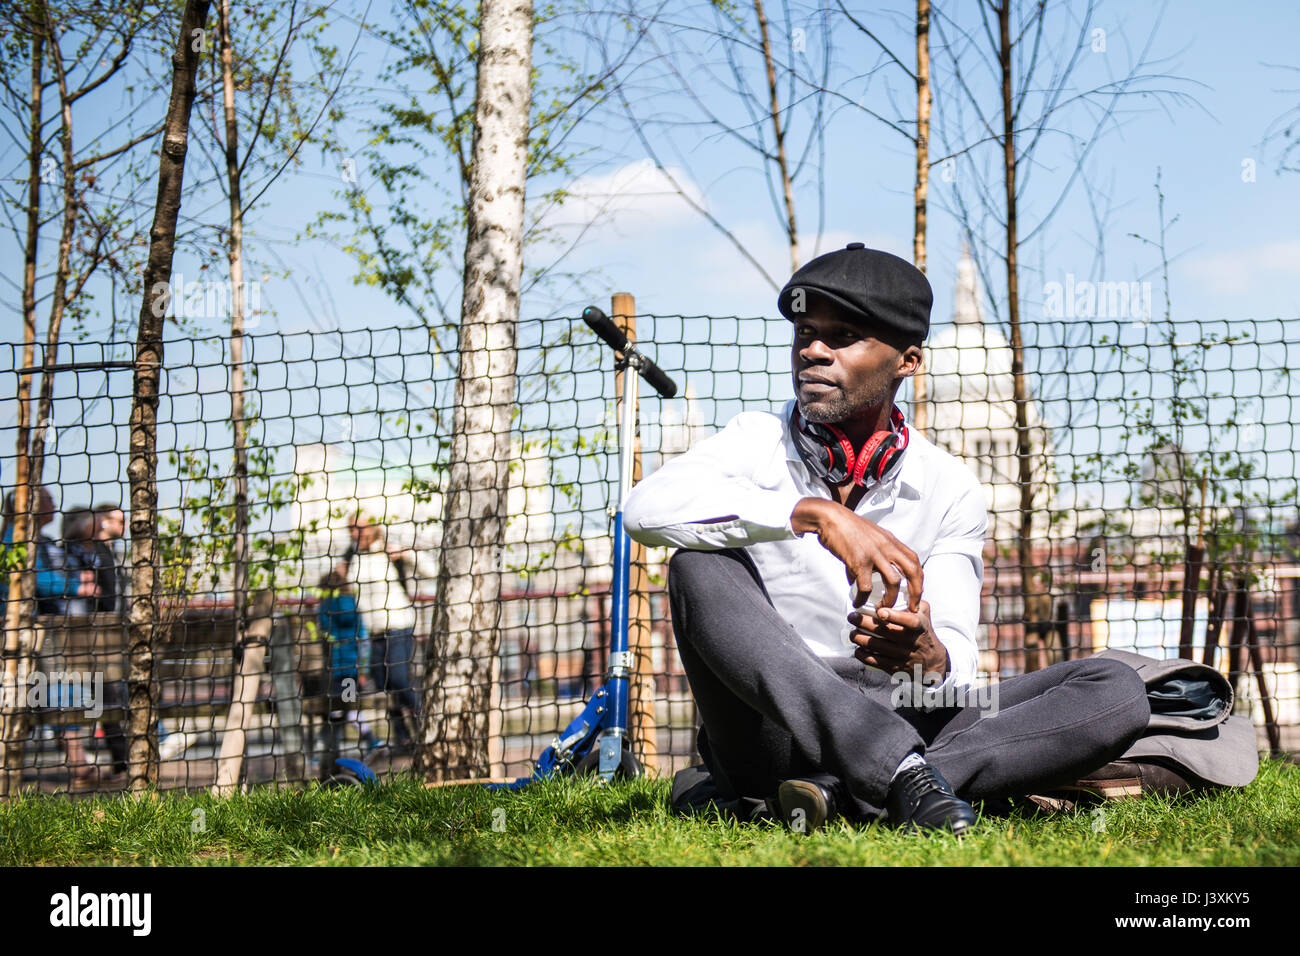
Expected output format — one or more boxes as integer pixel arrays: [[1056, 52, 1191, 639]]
[[612, 292, 660, 777], [212, 589, 274, 795]]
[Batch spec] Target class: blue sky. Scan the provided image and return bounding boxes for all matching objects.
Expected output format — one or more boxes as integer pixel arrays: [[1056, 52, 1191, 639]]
[[220, 0, 1300, 336], [6, 1, 1299, 338], [3, 0, 1299, 512]]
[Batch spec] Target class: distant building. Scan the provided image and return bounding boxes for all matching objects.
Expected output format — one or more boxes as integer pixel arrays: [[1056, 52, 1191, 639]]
[[653, 384, 708, 467], [291, 442, 445, 588], [291, 435, 566, 580], [921, 247, 1057, 546]]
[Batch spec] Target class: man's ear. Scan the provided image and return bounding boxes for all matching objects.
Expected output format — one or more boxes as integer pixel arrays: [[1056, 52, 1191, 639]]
[[896, 344, 923, 378]]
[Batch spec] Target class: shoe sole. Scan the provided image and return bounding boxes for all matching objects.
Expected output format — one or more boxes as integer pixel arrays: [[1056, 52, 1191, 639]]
[[894, 812, 976, 838], [777, 780, 832, 833], [1063, 778, 1144, 800]]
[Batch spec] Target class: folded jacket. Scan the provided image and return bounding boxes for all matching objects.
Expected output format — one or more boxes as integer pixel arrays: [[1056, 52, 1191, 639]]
[[1093, 648, 1259, 788]]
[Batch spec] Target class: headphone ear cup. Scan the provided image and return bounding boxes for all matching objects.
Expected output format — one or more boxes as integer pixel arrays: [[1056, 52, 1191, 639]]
[[822, 423, 856, 481], [791, 412, 840, 481], [869, 437, 899, 482], [792, 408, 908, 487], [856, 430, 897, 486]]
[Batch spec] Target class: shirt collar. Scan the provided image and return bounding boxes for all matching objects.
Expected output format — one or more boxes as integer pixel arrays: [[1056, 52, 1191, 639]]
[[782, 399, 924, 499]]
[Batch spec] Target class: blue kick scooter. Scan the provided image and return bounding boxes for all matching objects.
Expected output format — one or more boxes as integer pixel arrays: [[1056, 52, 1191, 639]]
[[331, 306, 678, 790], [491, 305, 678, 786]]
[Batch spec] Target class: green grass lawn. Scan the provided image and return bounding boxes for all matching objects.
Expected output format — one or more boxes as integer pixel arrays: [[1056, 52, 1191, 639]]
[[2, 759, 1297, 867]]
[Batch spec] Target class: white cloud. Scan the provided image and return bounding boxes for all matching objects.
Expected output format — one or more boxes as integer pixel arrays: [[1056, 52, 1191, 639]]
[[533, 159, 914, 318], [538, 159, 707, 235], [693, 223, 910, 295], [1186, 240, 1300, 294]]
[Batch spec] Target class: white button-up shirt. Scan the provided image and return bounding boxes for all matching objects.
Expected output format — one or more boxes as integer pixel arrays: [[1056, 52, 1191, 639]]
[[624, 399, 987, 690], [347, 546, 436, 636]]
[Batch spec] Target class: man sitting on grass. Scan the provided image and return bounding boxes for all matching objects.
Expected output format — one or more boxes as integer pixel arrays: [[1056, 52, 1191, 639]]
[[623, 244, 1151, 835]]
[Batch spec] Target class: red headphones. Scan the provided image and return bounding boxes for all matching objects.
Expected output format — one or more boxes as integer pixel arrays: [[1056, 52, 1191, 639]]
[[790, 405, 909, 488]]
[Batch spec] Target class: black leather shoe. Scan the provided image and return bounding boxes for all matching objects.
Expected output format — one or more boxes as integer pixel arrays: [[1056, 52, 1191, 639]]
[[886, 763, 977, 836], [776, 774, 846, 833]]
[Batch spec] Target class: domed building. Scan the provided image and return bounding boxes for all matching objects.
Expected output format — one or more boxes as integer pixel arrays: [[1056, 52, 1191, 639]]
[[919, 248, 1057, 547], [654, 384, 707, 466]]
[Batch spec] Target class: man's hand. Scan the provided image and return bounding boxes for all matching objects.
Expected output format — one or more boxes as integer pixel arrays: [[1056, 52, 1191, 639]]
[[848, 601, 948, 679], [791, 497, 923, 611]]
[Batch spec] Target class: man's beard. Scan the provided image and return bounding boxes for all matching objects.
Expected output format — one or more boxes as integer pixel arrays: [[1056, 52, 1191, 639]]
[[798, 375, 894, 425]]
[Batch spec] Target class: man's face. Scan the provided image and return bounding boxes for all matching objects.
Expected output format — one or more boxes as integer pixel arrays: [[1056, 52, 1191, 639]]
[[790, 302, 916, 425], [35, 489, 55, 528], [97, 509, 125, 540], [351, 519, 378, 551]]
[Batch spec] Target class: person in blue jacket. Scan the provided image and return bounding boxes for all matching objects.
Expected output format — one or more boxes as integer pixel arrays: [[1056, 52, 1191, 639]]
[[316, 568, 368, 775], [1, 486, 100, 782], [1, 487, 98, 616]]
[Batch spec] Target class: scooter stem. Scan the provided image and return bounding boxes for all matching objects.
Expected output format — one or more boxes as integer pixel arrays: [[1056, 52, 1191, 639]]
[[599, 357, 639, 777]]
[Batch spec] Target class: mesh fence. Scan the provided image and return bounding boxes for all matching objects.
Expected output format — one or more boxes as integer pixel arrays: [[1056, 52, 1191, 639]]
[[1, 308, 1297, 794]]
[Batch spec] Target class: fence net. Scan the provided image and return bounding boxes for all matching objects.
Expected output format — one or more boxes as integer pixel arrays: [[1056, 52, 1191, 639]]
[[1, 306, 1297, 794]]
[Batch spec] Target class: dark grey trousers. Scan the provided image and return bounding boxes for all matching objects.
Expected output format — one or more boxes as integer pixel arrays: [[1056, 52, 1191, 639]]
[[667, 547, 1151, 821]]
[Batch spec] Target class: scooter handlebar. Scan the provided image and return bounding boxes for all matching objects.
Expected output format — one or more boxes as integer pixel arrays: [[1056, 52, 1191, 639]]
[[636, 358, 678, 400], [582, 305, 630, 353], [581, 306, 678, 398]]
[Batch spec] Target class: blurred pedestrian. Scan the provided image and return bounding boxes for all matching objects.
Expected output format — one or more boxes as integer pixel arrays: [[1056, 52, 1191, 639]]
[[89, 503, 129, 776], [90, 503, 126, 615], [1, 487, 97, 616], [60, 507, 97, 618], [342, 512, 432, 752], [316, 568, 375, 775], [1, 489, 100, 783]]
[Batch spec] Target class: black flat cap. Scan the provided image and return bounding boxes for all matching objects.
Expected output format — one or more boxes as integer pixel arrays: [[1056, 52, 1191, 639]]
[[777, 242, 932, 344]]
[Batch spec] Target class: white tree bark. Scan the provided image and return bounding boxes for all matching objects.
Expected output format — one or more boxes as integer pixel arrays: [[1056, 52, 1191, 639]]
[[420, 0, 533, 781]]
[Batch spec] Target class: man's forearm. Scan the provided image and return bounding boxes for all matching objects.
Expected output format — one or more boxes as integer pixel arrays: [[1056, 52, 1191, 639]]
[[791, 496, 924, 612], [790, 496, 839, 536], [623, 480, 802, 550]]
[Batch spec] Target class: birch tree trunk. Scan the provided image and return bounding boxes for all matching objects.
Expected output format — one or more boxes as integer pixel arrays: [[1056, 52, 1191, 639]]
[[997, 1, 1051, 670], [126, 0, 211, 791], [25, 0, 79, 631], [0, 21, 45, 799], [217, 0, 251, 702], [1, 7, 84, 794], [754, 0, 799, 274], [419, 0, 534, 781], [910, 0, 931, 436]]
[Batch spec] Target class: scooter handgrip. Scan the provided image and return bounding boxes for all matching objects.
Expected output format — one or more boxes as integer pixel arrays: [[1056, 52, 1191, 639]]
[[582, 306, 629, 354], [639, 359, 678, 399]]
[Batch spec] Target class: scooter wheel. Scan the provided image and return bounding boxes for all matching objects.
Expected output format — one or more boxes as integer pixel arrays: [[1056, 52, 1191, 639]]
[[322, 757, 377, 788], [322, 772, 364, 789], [570, 743, 642, 781]]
